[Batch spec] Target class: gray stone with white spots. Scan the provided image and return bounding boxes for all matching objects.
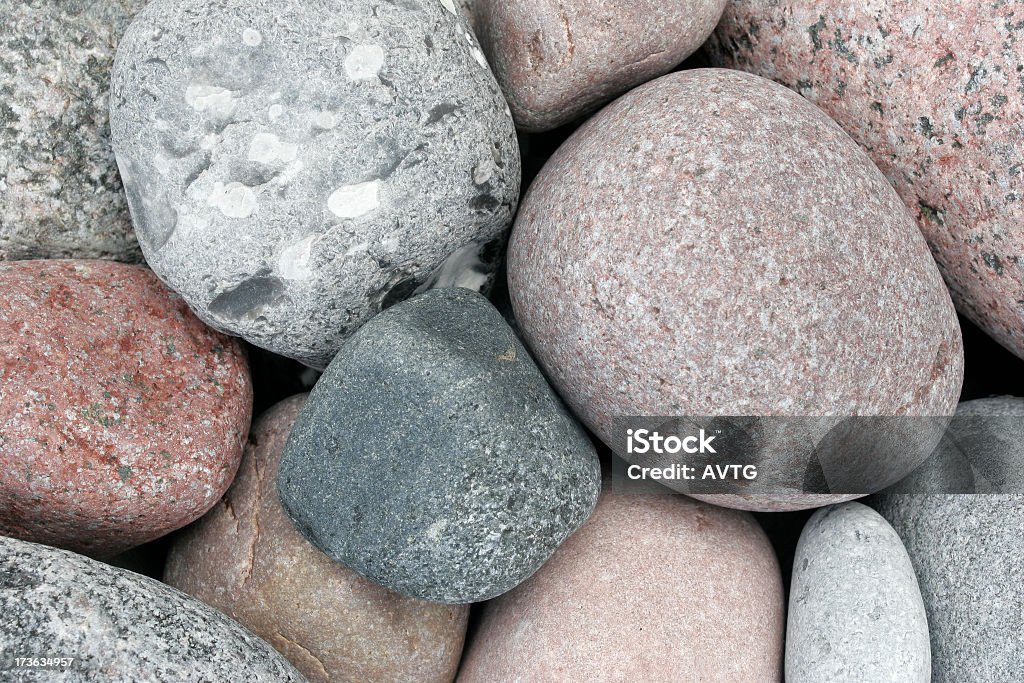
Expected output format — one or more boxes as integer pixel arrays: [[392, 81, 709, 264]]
[[787, 502, 930, 683], [0, 535, 305, 682], [277, 288, 601, 604], [110, 0, 520, 369]]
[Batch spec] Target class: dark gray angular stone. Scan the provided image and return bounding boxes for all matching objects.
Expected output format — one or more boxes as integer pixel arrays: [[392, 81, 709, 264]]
[[277, 288, 601, 604], [0, 535, 305, 682], [109, 0, 520, 369]]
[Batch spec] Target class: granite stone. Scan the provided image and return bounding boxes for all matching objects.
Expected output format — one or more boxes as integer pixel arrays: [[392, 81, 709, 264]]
[[507, 68, 964, 512], [166, 395, 469, 683], [110, 0, 521, 369], [458, 491, 784, 681], [709, 0, 1024, 358], [475, 0, 727, 131], [787, 502, 930, 682], [0, 260, 252, 557], [0, 535, 304, 682], [0, 1, 145, 261], [277, 288, 601, 603]]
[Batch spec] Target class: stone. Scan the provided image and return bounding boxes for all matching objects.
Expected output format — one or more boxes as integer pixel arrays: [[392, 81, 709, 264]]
[[0, 260, 252, 557], [110, 0, 521, 369], [0, 1, 144, 262], [507, 68, 964, 512], [457, 491, 784, 681], [474, 0, 727, 131], [278, 288, 601, 603], [709, 1, 1024, 359], [166, 395, 469, 683], [872, 494, 1024, 683], [0, 536, 304, 681], [455, 0, 478, 33], [787, 502, 930, 682]]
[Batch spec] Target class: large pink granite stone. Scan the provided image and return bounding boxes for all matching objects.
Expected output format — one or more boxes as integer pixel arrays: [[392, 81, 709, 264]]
[[507, 69, 964, 512], [708, 0, 1024, 358], [457, 490, 784, 681]]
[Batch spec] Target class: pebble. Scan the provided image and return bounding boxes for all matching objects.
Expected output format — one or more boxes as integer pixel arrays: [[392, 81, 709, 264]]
[[166, 395, 469, 683], [507, 68, 964, 511], [109, 0, 521, 369], [277, 288, 601, 603], [0, 1, 145, 262], [474, 0, 727, 131], [787, 502, 930, 682], [458, 491, 784, 681], [709, 1, 1024, 358], [0, 260, 252, 557], [0, 536, 304, 681]]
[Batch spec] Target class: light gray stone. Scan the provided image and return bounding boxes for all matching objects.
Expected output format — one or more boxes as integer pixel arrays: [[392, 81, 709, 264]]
[[277, 288, 601, 603], [110, 0, 520, 369], [787, 502, 930, 683]]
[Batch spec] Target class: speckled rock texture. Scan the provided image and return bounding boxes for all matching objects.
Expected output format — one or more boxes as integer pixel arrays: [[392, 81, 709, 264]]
[[0, 1, 145, 262], [507, 68, 964, 512], [109, 0, 521, 369], [787, 502, 930, 682], [166, 395, 469, 683], [709, 1, 1024, 359], [278, 288, 601, 604], [455, 0, 477, 33], [872, 494, 1024, 683], [0, 260, 252, 558], [458, 491, 784, 681], [0, 536, 304, 682], [475, 0, 727, 131]]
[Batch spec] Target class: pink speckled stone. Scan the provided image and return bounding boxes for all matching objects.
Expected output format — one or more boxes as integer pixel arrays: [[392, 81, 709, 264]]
[[0, 260, 251, 557], [457, 490, 784, 681], [507, 69, 964, 512], [708, 1, 1024, 357], [166, 395, 468, 683], [474, 0, 727, 131]]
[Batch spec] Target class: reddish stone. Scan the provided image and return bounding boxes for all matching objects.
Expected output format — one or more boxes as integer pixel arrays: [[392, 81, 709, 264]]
[[0, 260, 251, 557]]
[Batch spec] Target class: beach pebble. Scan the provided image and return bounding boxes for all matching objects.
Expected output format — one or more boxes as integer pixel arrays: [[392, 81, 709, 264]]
[[787, 502, 930, 682], [0, 1, 145, 261], [0, 260, 251, 557], [110, 0, 520, 369], [709, 0, 1024, 358], [507, 68, 963, 511], [475, 0, 726, 131], [277, 288, 601, 603], [0, 536, 304, 681], [458, 491, 784, 681], [166, 395, 468, 683]]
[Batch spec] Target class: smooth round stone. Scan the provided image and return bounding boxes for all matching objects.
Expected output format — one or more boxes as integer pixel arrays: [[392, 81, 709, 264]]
[[709, 2, 1024, 358], [872, 494, 1024, 682], [0, 1, 144, 261], [507, 68, 964, 512], [0, 260, 252, 557], [787, 502, 930, 682], [475, 0, 726, 131], [110, 0, 521, 369], [458, 491, 784, 681], [166, 395, 468, 683], [278, 288, 601, 603], [0, 536, 303, 681]]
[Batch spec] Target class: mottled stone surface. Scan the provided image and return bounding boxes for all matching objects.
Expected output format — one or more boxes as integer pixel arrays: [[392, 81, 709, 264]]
[[455, 0, 477, 33], [872, 494, 1024, 683], [709, 1, 1024, 358], [0, 536, 304, 682], [278, 288, 601, 603], [475, 0, 726, 131], [167, 395, 468, 683], [0, 260, 251, 557], [508, 68, 963, 512], [110, 0, 521, 369], [787, 502, 930, 682], [458, 491, 784, 681]]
